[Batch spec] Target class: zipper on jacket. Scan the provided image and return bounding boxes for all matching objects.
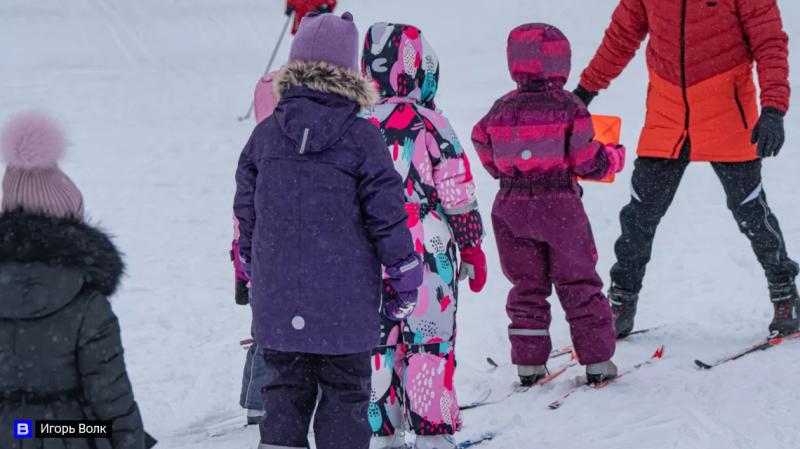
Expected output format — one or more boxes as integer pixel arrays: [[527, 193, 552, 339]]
[[734, 86, 749, 129], [672, 0, 691, 158]]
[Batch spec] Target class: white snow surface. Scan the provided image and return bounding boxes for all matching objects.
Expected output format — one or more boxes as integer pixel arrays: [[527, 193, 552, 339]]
[[2, 1, 799, 448]]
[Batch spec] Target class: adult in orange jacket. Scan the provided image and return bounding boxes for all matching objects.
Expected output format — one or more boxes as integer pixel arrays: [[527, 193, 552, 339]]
[[575, 0, 798, 337]]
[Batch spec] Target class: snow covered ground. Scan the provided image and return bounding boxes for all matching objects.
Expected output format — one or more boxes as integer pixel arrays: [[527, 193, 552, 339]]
[[2, 1, 799, 447]]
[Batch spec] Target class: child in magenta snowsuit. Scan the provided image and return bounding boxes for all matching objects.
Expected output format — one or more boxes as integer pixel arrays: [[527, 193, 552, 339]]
[[472, 23, 624, 384]]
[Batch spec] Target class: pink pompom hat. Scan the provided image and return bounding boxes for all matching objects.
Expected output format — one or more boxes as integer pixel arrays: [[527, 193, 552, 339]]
[[1, 112, 84, 220]]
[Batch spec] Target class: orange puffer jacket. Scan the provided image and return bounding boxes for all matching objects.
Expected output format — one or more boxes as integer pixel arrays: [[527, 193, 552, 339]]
[[580, 0, 790, 162]]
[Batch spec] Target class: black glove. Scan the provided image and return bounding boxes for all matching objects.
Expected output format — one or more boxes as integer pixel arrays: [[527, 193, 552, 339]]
[[285, 4, 295, 15], [751, 107, 786, 158], [236, 280, 250, 306], [573, 85, 598, 107]]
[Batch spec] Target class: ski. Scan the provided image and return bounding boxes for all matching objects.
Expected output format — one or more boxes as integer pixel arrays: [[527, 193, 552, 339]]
[[461, 356, 578, 411], [619, 326, 662, 339], [548, 345, 665, 410], [548, 344, 575, 360], [484, 326, 661, 369], [208, 425, 248, 439], [694, 331, 800, 370], [459, 387, 492, 410], [457, 432, 498, 448], [484, 342, 575, 371]]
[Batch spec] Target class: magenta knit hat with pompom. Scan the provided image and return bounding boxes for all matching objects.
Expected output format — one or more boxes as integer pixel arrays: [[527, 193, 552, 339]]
[[2, 112, 84, 220]]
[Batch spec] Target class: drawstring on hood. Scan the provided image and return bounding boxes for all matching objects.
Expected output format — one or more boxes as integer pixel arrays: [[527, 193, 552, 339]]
[[362, 23, 440, 108], [507, 23, 572, 90]]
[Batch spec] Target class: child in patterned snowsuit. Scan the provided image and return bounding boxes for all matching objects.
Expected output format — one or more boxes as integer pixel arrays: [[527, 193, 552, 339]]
[[362, 23, 487, 449], [472, 24, 624, 385]]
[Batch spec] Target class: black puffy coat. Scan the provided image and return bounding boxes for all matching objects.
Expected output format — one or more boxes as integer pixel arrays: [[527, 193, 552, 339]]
[[0, 211, 144, 449]]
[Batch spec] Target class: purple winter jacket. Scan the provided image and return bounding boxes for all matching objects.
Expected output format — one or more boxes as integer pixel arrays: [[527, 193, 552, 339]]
[[233, 61, 415, 355]]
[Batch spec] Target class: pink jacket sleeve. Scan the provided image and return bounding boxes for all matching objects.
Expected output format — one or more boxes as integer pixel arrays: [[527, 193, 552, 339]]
[[427, 115, 484, 248], [254, 71, 279, 124], [470, 114, 501, 179]]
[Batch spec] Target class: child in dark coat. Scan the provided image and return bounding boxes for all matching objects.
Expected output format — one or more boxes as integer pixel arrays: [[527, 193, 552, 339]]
[[472, 24, 625, 385], [233, 12, 423, 449], [0, 113, 146, 449]]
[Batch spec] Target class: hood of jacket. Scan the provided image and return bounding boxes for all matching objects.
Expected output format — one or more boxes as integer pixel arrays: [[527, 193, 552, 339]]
[[272, 60, 379, 154], [0, 211, 125, 319], [507, 23, 571, 89], [362, 23, 440, 108]]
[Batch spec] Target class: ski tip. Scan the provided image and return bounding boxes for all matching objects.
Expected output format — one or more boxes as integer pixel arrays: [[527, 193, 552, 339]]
[[457, 432, 498, 449], [694, 359, 713, 370], [653, 345, 666, 359], [547, 401, 562, 410], [486, 357, 499, 368]]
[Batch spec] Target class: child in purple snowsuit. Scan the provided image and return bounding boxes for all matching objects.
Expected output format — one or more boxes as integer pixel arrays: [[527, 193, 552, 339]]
[[472, 23, 626, 385], [233, 12, 423, 449]]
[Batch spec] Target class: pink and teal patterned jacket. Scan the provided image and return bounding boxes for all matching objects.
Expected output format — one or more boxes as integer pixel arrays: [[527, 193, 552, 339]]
[[362, 23, 483, 249], [472, 23, 617, 191]]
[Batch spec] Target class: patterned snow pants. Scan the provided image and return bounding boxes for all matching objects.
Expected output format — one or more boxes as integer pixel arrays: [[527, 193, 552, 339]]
[[370, 207, 462, 437]]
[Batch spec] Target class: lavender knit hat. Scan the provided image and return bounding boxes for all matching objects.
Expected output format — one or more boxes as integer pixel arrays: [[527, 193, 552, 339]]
[[289, 11, 360, 71], [1, 112, 84, 220]]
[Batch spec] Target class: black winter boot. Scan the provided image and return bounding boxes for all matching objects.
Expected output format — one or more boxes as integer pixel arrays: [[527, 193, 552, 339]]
[[608, 285, 639, 338], [769, 282, 800, 337], [517, 365, 547, 387], [586, 360, 618, 385]]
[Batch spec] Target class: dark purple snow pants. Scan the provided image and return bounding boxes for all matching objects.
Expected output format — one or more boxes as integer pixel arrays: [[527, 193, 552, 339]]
[[259, 349, 372, 449], [492, 187, 616, 366]]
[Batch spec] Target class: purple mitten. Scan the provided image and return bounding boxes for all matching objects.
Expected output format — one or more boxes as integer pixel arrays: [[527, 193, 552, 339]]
[[384, 253, 424, 321]]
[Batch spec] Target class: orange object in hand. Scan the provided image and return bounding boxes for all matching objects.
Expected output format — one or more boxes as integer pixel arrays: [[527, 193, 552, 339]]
[[583, 114, 622, 183]]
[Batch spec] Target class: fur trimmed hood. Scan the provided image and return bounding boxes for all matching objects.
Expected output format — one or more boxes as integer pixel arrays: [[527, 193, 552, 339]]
[[0, 211, 125, 300], [273, 60, 380, 110]]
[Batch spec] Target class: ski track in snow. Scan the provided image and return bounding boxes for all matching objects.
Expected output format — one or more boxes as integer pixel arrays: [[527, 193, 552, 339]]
[[2, 1, 799, 448]]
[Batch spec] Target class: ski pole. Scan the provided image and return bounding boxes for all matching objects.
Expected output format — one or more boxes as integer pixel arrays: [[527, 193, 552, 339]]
[[238, 11, 294, 122]]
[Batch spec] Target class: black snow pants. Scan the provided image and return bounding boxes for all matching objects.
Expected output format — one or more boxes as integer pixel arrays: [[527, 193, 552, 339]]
[[610, 140, 799, 294], [258, 349, 372, 449]]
